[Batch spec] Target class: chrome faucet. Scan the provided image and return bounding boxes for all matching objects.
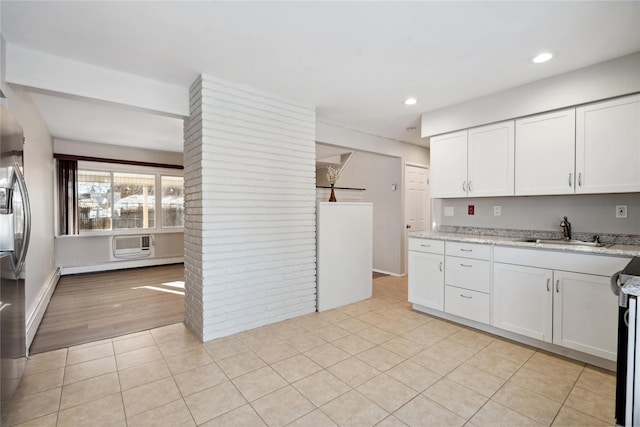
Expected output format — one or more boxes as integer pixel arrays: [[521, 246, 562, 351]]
[[560, 216, 572, 240]]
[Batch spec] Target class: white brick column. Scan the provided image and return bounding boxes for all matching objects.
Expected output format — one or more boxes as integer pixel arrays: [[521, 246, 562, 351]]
[[184, 75, 317, 341]]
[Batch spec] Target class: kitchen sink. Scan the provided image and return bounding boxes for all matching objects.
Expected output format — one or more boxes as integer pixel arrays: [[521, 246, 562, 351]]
[[518, 238, 606, 247]]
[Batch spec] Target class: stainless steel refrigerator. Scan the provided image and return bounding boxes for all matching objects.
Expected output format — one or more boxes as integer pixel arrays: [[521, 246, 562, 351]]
[[0, 105, 31, 415]]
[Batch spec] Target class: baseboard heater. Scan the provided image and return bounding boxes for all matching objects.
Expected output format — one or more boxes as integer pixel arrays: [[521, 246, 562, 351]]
[[112, 235, 153, 260]]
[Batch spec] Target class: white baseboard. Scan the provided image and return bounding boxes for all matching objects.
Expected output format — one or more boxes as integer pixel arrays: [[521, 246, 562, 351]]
[[60, 257, 184, 276], [373, 268, 403, 277], [26, 267, 61, 353]]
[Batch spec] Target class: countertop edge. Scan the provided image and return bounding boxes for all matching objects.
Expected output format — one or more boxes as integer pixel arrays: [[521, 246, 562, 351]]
[[409, 232, 640, 257]]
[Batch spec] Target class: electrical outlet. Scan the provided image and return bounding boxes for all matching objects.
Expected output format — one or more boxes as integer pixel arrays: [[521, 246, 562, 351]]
[[616, 205, 628, 218], [493, 206, 501, 216], [468, 205, 475, 215]]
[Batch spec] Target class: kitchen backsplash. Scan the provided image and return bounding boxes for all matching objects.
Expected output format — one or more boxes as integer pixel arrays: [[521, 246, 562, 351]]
[[433, 193, 640, 237]]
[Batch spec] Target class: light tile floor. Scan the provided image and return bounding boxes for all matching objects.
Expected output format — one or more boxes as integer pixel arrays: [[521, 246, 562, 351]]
[[3, 276, 616, 426]]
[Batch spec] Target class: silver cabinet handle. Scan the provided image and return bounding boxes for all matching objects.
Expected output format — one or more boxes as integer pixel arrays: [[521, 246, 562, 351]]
[[439, 262, 443, 272], [578, 172, 582, 187], [468, 181, 472, 192], [460, 248, 472, 252], [460, 263, 472, 268], [420, 244, 430, 247], [569, 173, 572, 187], [462, 181, 466, 192], [546, 278, 550, 292], [460, 294, 472, 299], [556, 279, 560, 293]]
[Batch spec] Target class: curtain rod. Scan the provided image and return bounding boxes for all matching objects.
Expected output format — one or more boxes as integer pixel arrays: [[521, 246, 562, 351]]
[[53, 153, 183, 170]]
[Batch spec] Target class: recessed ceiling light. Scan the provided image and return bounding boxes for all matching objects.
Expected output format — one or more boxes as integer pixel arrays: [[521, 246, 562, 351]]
[[532, 52, 554, 64], [404, 98, 417, 105]]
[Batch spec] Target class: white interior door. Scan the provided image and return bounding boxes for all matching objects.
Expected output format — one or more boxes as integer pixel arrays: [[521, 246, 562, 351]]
[[404, 165, 430, 273], [405, 165, 429, 233]]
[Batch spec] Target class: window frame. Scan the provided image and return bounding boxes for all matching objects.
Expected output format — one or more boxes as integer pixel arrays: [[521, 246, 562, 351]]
[[65, 161, 184, 236]]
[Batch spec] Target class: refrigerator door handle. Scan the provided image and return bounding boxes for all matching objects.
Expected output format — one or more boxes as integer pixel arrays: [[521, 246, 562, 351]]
[[12, 162, 31, 275]]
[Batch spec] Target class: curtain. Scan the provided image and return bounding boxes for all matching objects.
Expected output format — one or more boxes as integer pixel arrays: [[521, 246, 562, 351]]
[[57, 159, 78, 235]]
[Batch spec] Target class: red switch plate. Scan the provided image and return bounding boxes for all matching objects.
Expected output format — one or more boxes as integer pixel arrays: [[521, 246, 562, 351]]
[[468, 205, 475, 215]]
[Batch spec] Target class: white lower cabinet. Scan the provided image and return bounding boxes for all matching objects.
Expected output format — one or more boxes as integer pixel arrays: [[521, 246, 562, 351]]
[[445, 285, 490, 324], [553, 271, 619, 361], [408, 240, 444, 311], [492, 263, 553, 342], [444, 242, 491, 325], [493, 262, 619, 361]]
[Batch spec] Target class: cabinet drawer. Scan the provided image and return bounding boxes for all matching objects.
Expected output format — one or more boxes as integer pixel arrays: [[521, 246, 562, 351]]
[[409, 238, 444, 254], [445, 256, 490, 293], [445, 285, 490, 325], [445, 241, 491, 260]]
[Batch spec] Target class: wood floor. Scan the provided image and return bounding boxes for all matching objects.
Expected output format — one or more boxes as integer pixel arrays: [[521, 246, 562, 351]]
[[30, 264, 184, 354]]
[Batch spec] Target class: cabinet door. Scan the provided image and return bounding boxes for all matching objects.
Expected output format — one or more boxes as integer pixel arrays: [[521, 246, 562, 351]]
[[553, 271, 618, 361], [467, 121, 514, 197], [408, 251, 444, 310], [515, 109, 576, 195], [576, 94, 640, 194], [493, 263, 553, 342], [430, 131, 468, 198]]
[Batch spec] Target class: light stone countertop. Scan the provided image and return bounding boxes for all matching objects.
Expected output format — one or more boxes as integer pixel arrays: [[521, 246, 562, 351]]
[[409, 230, 640, 257]]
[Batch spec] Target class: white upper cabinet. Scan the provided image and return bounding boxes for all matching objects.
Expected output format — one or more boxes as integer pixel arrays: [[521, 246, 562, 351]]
[[430, 131, 468, 198], [431, 121, 514, 198], [576, 94, 640, 194], [515, 109, 576, 195], [467, 121, 515, 197]]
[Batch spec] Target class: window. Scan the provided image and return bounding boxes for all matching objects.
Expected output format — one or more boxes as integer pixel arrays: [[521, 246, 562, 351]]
[[113, 173, 156, 229], [161, 176, 184, 228], [78, 170, 112, 232], [66, 161, 183, 234]]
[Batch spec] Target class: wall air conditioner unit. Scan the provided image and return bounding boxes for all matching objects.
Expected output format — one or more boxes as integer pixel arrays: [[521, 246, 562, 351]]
[[112, 235, 153, 260]]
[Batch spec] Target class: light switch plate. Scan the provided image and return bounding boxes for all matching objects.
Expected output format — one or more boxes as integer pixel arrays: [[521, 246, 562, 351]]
[[444, 206, 454, 217], [616, 205, 628, 218]]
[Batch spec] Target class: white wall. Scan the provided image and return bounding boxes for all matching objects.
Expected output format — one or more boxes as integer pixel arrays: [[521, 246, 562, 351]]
[[54, 139, 183, 166], [56, 232, 184, 274], [317, 121, 429, 164], [184, 74, 317, 342], [324, 151, 403, 275], [421, 52, 640, 137], [435, 194, 640, 236]]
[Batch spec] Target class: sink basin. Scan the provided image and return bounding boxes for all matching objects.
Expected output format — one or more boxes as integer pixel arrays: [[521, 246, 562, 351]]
[[518, 238, 606, 248]]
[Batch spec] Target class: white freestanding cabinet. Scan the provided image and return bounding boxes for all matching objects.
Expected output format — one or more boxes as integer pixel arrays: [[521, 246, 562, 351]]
[[408, 239, 444, 311], [430, 131, 468, 198], [515, 109, 576, 195], [430, 121, 514, 198], [576, 94, 640, 194], [493, 263, 553, 342], [317, 202, 373, 312]]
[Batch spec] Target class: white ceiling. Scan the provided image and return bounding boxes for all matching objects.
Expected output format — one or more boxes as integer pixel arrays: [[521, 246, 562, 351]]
[[2, 1, 640, 152]]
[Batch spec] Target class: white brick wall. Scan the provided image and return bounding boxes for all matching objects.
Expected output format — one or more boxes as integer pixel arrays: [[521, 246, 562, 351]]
[[184, 75, 317, 341]]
